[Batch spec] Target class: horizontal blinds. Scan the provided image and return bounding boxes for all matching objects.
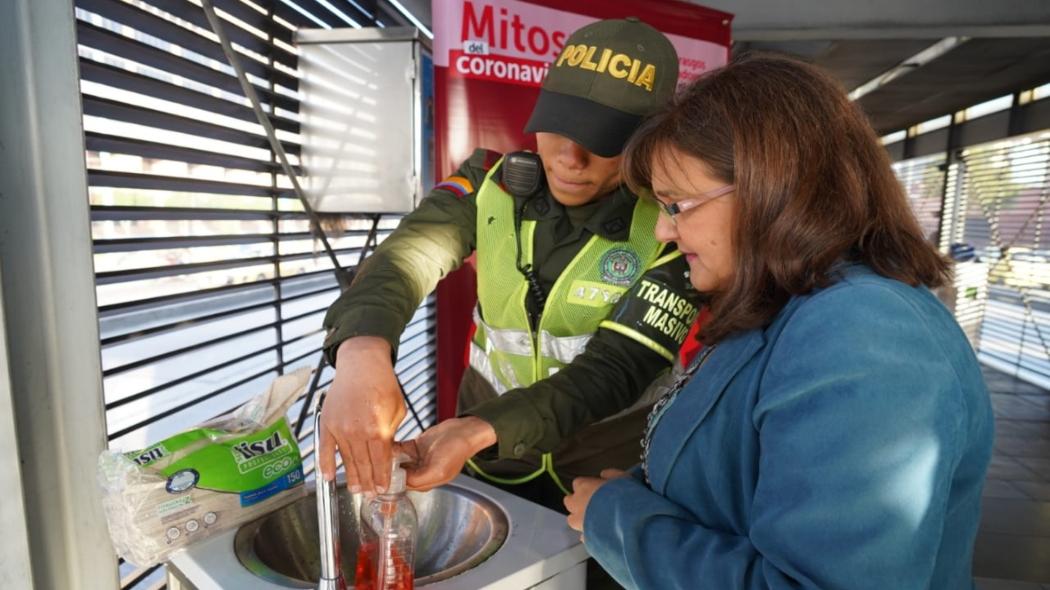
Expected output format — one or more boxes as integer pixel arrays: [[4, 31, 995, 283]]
[[957, 134, 1050, 387], [892, 153, 948, 245], [74, 1, 435, 587], [893, 131, 1050, 389]]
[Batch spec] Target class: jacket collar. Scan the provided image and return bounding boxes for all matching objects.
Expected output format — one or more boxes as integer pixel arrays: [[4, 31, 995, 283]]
[[643, 265, 880, 492], [516, 185, 638, 242], [645, 328, 766, 494], [492, 159, 639, 241]]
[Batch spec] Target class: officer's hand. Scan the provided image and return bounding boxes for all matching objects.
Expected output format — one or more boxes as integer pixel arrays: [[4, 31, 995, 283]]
[[318, 336, 405, 493], [396, 417, 497, 491]]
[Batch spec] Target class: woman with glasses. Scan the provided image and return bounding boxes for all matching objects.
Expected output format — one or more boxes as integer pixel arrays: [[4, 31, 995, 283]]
[[563, 54, 994, 590]]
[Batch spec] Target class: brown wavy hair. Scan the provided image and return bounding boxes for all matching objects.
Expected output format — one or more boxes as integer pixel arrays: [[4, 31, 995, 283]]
[[624, 54, 950, 344]]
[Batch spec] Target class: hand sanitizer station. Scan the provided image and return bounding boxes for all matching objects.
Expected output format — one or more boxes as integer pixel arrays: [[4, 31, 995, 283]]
[[163, 27, 588, 590], [296, 27, 431, 215]]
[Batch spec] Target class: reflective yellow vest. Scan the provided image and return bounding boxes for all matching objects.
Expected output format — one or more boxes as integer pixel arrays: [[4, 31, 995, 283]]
[[467, 161, 665, 492]]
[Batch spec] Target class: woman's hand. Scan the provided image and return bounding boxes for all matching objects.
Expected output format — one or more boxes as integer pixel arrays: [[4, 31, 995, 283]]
[[396, 416, 497, 491], [564, 468, 628, 541]]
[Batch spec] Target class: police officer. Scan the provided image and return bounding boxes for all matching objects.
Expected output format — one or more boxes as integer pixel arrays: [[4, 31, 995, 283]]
[[318, 18, 702, 509]]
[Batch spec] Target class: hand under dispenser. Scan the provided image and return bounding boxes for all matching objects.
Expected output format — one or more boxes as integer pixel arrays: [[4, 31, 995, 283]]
[[313, 395, 417, 590], [355, 454, 418, 590]]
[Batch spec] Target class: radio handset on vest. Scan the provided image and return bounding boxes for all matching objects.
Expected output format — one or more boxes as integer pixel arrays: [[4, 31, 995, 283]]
[[501, 151, 545, 198], [501, 151, 548, 312]]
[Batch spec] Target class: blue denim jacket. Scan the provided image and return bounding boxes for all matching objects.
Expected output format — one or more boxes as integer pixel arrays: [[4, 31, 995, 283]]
[[585, 265, 994, 589]]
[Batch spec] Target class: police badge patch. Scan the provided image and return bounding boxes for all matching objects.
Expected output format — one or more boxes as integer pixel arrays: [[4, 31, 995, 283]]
[[600, 248, 642, 286]]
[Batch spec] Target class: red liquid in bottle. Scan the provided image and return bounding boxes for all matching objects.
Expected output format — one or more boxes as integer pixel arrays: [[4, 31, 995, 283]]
[[354, 541, 413, 590]]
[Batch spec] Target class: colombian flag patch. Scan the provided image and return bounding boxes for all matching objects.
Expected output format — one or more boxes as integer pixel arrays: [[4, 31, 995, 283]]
[[434, 175, 473, 198]]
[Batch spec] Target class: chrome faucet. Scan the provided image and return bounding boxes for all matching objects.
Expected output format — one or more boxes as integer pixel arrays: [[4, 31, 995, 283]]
[[314, 393, 346, 590]]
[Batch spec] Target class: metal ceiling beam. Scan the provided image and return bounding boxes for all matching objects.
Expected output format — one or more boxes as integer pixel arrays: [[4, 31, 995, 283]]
[[383, 1, 1050, 42], [848, 37, 968, 101], [690, 0, 1050, 40], [859, 37, 1050, 133]]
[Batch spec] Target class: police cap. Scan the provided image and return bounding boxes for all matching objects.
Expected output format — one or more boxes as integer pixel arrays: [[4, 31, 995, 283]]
[[524, 18, 679, 158]]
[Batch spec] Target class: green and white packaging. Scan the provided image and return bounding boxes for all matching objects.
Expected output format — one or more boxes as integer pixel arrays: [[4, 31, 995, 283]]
[[98, 368, 312, 567]]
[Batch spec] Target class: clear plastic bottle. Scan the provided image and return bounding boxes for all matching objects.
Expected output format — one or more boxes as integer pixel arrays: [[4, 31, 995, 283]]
[[355, 455, 417, 590]]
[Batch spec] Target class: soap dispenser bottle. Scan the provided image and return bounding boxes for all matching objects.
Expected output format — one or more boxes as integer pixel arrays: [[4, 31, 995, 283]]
[[355, 455, 417, 590]]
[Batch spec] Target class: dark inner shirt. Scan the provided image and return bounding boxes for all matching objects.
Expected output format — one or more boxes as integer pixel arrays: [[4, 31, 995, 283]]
[[518, 185, 637, 327]]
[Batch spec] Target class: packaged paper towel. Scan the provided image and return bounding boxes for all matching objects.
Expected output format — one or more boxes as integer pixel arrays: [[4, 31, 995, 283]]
[[98, 368, 312, 566]]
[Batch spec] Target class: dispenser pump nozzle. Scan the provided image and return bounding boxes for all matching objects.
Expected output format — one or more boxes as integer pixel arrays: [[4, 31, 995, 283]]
[[387, 452, 409, 494]]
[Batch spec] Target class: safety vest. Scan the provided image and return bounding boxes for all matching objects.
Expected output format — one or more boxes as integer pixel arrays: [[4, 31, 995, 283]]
[[467, 161, 664, 492]]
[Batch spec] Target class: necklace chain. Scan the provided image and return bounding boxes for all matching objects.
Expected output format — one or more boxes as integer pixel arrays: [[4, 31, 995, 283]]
[[640, 345, 717, 485]]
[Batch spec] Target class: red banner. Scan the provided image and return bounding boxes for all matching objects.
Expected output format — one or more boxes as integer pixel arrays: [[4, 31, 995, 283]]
[[447, 50, 551, 87], [434, 0, 733, 420]]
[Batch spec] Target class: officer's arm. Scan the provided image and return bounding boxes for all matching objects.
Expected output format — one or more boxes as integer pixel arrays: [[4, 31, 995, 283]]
[[467, 248, 703, 458], [322, 149, 499, 362]]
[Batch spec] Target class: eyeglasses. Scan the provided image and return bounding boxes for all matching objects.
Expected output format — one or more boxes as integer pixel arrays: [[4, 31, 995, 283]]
[[656, 185, 735, 225]]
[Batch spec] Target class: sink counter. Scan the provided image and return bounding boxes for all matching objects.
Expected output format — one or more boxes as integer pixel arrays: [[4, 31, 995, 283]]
[[167, 474, 589, 589]]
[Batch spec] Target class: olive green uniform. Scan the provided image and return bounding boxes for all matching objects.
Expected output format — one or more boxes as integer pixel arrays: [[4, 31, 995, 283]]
[[322, 148, 701, 485]]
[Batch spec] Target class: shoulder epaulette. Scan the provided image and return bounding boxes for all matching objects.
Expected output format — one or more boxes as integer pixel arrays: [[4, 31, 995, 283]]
[[468, 148, 503, 172], [435, 149, 503, 199]]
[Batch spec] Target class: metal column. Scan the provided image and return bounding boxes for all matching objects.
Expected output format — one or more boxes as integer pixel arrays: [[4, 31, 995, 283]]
[[0, 0, 118, 587]]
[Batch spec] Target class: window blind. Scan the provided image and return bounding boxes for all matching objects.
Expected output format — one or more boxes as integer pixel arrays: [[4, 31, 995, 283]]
[[72, 1, 436, 586]]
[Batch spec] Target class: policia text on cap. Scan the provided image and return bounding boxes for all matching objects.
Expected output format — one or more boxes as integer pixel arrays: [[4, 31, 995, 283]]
[[317, 18, 702, 507]]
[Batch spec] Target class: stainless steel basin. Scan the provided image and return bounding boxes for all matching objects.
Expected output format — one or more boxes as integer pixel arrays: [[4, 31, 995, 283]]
[[234, 482, 509, 588]]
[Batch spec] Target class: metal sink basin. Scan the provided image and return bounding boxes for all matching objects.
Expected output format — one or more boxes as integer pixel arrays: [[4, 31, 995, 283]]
[[234, 482, 509, 588]]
